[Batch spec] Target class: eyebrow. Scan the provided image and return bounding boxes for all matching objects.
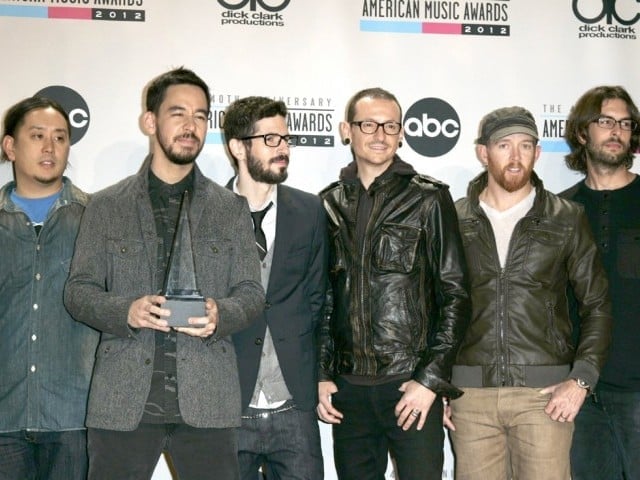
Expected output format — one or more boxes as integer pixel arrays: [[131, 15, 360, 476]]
[[166, 105, 209, 115], [27, 125, 68, 134]]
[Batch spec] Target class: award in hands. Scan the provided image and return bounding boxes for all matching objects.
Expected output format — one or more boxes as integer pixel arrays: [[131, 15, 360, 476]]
[[162, 191, 206, 328]]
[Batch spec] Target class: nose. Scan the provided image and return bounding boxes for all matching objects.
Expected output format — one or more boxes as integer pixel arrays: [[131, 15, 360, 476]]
[[373, 124, 387, 141], [610, 121, 622, 136], [42, 135, 53, 152]]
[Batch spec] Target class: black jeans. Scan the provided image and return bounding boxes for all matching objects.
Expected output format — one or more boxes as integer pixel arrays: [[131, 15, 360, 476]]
[[238, 402, 323, 480], [87, 423, 239, 480], [331, 377, 444, 480], [0, 430, 87, 480], [571, 388, 640, 480]]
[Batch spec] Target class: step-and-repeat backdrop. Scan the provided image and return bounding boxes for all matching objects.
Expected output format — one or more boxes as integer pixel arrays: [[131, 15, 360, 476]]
[[2, 1, 639, 478]]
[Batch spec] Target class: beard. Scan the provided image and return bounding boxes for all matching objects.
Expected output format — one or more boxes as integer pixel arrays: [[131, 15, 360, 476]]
[[489, 162, 533, 193], [247, 153, 289, 184], [157, 131, 203, 166], [586, 136, 633, 170]]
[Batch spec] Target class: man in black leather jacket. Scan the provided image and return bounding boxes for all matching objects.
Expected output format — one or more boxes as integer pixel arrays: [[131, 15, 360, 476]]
[[316, 87, 471, 480], [446, 106, 612, 480]]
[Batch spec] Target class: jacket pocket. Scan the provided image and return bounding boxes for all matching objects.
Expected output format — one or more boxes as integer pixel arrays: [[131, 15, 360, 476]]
[[617, 228, 640, 279], [545, 300, 569, 355], [523, 221, 566, 281], [373, 224, 420, 273], [105, 239, 147, 290]]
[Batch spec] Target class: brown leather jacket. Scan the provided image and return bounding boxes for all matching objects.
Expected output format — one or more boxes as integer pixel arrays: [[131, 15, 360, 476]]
[[453, 171, 612, 389]]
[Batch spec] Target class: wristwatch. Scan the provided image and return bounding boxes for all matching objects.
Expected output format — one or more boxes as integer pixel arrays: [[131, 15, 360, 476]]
[[574, 378, 591, 391]]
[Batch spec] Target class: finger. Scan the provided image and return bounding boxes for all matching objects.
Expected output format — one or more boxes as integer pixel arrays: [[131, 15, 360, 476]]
[[443, 416, 456, 431], [317, 404, 341, 424], [416, 412, 426, 431]]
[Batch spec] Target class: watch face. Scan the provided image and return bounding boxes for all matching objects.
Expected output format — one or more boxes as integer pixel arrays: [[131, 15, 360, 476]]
[[576, 378, 589, 389]]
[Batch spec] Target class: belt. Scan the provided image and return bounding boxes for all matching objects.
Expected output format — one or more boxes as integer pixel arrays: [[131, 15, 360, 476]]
[[241, 402, 296, 420]]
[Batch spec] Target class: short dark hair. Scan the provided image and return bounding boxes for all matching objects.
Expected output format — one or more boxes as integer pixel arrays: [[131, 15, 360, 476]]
[[222, 96, 288, 169], [564, 85, 640, 174], [145, 67, 211, 115], [345, 87, 402, 122], [1, 96, 70, 162]]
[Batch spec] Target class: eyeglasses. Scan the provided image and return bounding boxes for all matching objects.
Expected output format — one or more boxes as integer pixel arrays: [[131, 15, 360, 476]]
[[350, 121, 402, 135], [591, 115, 637, 132], [240, 133, 298, 147]]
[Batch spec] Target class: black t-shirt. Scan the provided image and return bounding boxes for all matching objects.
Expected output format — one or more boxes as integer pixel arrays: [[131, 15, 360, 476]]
[[562, 175, 640, 391]]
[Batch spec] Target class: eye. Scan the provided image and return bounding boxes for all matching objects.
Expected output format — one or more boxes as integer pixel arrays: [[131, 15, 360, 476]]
[[194, 113, 208, 123]]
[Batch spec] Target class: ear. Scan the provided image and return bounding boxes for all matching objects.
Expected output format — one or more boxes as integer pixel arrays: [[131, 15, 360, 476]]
[[142, 111, 156, 136], [475, 144, 487, 167], [228, 138, 247, 164], [2, 135, 16, 162], [339, 121, 351, 146], [577, 130, 587, 145]]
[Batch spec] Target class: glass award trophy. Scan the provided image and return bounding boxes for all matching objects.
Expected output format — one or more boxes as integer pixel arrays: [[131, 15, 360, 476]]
[[161, 191, 206, 328]]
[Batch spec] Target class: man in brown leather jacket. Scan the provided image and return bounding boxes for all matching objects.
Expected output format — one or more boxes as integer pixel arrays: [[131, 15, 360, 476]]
[[446, 106, 612, 480], [316, 87, 471, 480]]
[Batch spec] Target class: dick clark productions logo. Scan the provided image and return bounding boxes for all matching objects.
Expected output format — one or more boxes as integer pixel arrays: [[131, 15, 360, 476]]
[[572, 0, 640, 25], [218, 0, 290, 11]]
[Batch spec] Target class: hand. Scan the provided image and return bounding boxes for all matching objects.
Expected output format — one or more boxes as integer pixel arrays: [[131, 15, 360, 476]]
[[540, 379, 588, 422], [127, 295, 170, 332], [317, 381, 343, 424], [443, 398, 455, 431], [394, 380, 437, 431], [174, 298, 218, 338]]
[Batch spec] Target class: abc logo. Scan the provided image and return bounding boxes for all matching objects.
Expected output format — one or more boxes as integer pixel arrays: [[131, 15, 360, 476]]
[[35, 86, 90, 145], [404, 98, 460, 157]]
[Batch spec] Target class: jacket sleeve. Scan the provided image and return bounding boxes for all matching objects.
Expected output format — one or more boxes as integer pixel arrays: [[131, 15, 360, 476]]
[[306, 199, 329, 342], [413, 187, 471, 398], [211, 197, 266, 339], [64, 195, 140, 338], [317, 200, 335, 382], [566, 208, 612, 387]]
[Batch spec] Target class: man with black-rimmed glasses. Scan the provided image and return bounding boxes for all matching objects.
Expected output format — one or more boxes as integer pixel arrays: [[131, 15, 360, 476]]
[[222, 96, 328, 480], [561, 85, 640, 480], [316, 87, 471, 480]]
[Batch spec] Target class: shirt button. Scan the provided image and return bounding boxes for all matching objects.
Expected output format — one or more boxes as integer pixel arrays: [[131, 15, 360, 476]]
[[35, 273, 41, 281], [31, 334, 37, 341], [30, 365, 36, 372], [33, 304, 38, 311]]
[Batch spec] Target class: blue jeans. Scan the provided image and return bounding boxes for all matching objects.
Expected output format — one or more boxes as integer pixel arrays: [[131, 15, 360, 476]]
[[0, 430, 88, 480], [238, 402, 323, 480], [331, 377, 444, 480], [87, 423, 239, 480], [571, 388, 640, 480]]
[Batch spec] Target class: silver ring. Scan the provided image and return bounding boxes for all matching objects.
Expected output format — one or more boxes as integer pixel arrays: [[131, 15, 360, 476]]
[[411, 409, 420, 417]]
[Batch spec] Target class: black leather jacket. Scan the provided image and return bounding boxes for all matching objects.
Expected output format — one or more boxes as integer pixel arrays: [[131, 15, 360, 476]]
[[318, 158, 471, 398], [452, 171, 612, 389]]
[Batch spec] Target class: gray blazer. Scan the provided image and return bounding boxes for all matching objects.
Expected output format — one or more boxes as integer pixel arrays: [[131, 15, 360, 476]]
[[64, 159, 264, 431]]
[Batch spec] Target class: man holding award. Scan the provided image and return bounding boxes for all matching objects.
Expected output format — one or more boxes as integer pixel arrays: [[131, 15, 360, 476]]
[[64, 67, 265, 479]]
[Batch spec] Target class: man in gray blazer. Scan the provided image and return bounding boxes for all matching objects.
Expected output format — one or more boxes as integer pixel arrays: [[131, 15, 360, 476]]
[[223, 96, 328, 479], [64, 68, 264, 480]]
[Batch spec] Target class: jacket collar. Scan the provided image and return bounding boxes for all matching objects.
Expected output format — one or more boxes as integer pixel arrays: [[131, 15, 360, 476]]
[[339, 155, 417, 190], [0, 176, 88, 213]]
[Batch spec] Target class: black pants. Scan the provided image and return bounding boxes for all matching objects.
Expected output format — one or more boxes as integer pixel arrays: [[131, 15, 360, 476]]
[[332, 377, 444, 480], [87, 423, 239, 480]]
